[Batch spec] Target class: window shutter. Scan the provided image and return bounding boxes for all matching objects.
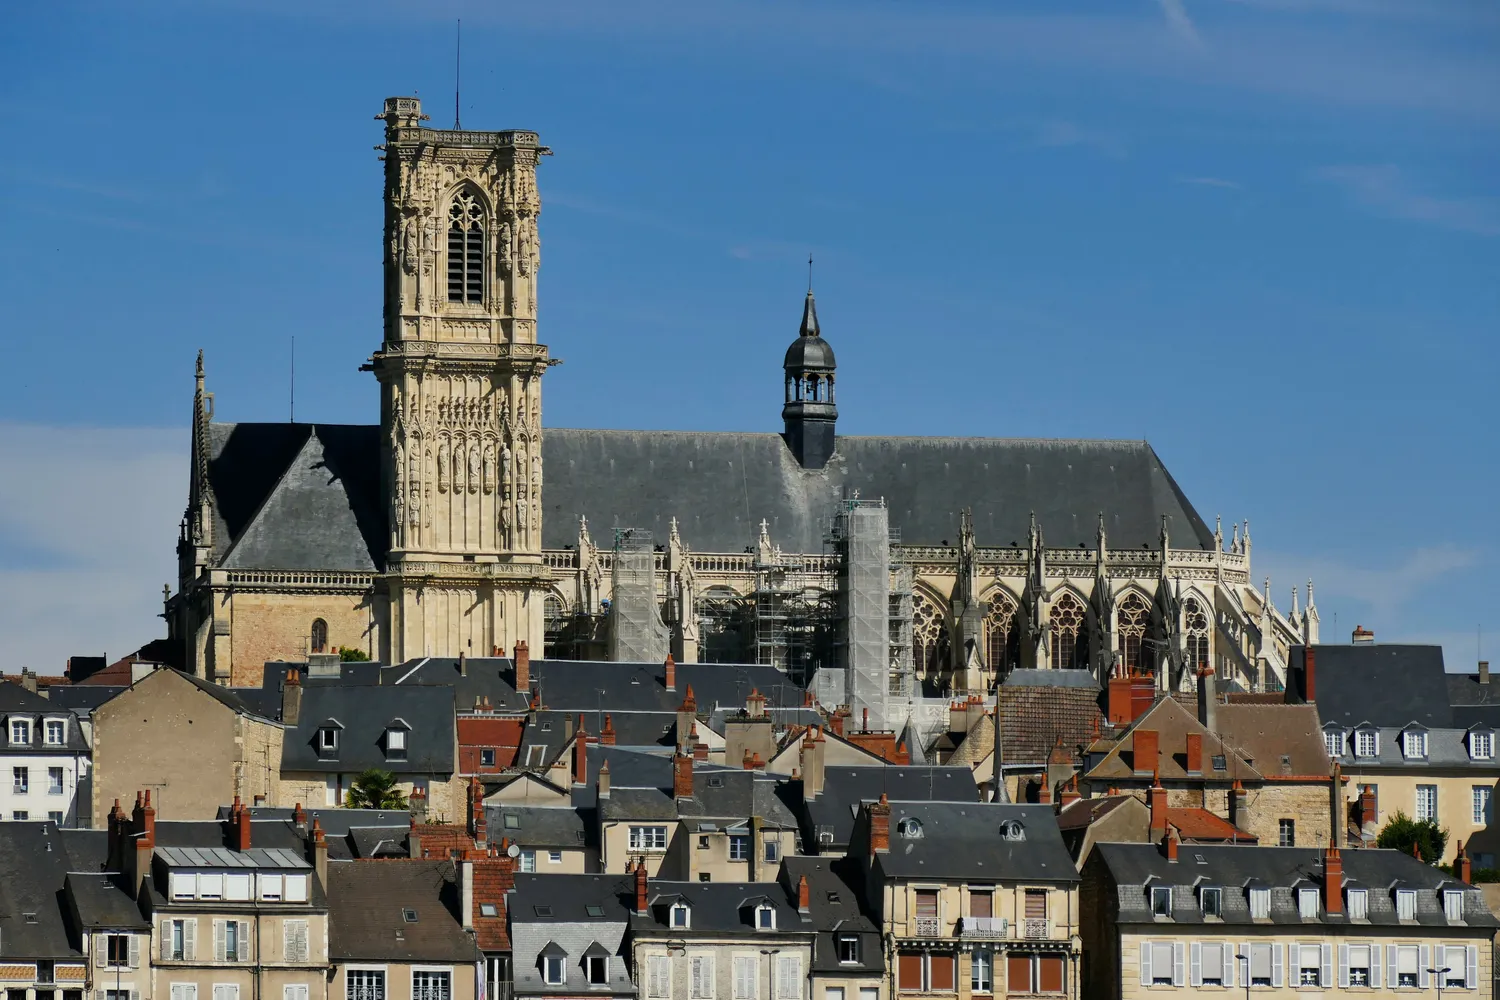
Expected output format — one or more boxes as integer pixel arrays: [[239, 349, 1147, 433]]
[[214, 920, 226, 962], [1468, 945, 1479, 989], [96, 936, 108, 968], [1386, 944, 1397, 988], [1337, 944, 1349, 988], [1270, 943, 1283, 988], [1419, 946, 1431, 988], [130, 935, 141, 969], [131, 990, 140, 1000], [184, 919, 197, 961], [1222, 945, 1234, 987], [1189, 942, 1202, 987], [1172, 942, 1185, 987], [160, 920, 172, 959], [238, 921, 250, 961], [1320, 943, 1332, 988], [1368, 944, 1380, 988], [733, 956, 756, 1000], [778, 955, 803, 1000], [1138, 941, 1151, 986]]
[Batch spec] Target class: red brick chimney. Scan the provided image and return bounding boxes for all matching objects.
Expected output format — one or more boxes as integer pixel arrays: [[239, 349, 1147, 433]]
[[282, 668, 302, 726], [1148, 773, 1168, 841], [1303, 646, 1317, 703], [1133, 729, 1159, 776], [1359, 784, 1377, 836], [291, 801, 307, 835], [601, 714, 616, 746], [233, 798, 252, 851], [513, 640, 530, 692], [673, 749, 694, 800], [862, 707, 870, 732], [310, 818, 328, 890], [573, 731, 590, 786], [635, 859, 649, 913], [1164, 825, 1179, 863], [1107, 674, 1134, 725], [690, 724, 707, 762], [1059, 777, 1081, 808], [742, 748, 754, 770], [1323, 842, 1343, 913], [1457, 840, 1473, 884], [797, 874, 810, 912], [664, 654, 676, 692], [469, 775, 487, 847], [868, 794, 891, 857], [1037, 775, 1052, 804], [1185, 733, 1202, 775]]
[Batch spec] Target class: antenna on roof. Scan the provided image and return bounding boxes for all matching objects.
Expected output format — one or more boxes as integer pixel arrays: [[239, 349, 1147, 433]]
[[454, 19, 462, 130], [289, 335, 295, 423]]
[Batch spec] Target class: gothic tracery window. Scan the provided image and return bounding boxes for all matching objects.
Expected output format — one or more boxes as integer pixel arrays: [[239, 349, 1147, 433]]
[[1117, 592, 1152, 673], [1049, 592, 1086, 670], [983, 590, 1017, 673], [447, 191, 485, 304], [1184, 597, 1210, 672], [310, 618, 328, 654], [912, 592, 948, 679]]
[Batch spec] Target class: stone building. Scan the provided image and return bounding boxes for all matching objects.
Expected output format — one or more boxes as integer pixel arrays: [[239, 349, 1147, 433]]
[[164, 96, 1316, 741]]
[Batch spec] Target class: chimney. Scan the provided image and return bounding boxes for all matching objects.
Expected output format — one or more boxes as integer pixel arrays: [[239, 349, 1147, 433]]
[[1359, 784, 1378, 840], [1303, 646, 1317, 703], [573, 732, 589, 787], [1164, 826, 1179, 863], [743, 748, 755, 770], [664, 654, 676, 692], [1133, 729, 1159, 776], [868, 794, 891, 857], [1059, 777, 1081, 808], [1329, 763, 1343, 847], [282, 669, 302, 726], [635, 859, 649, 913], [468, 776, 487, 847], [1185, 733, 1202, 776], [673, 749, 694, 801], [691, 724, 708, 762], [797, 874, 810, 912], [1457, 841, 1473, 884], [746, 688, 766, 719], [829, 706, 849, 737], [862, 707, 870, 732], [1323, 843, 1344, 914], [130, 791, 155, 894], [1037, 775, 1052, 805], [601, 714, 617, 745], [677, 685, 697, 750], [292, 802, 307, 836], [1148, 774, 1168, 841], [408, 814, 423, 858], [309, 818, 328, 890], [1352, 625, 1374, 644], [1230, 780, 1249, 831], [1195, 667, 1217, 730], [1108, 674, 1134, 725], [800, 727, 826, 802], [106, 799, 124, 870], [597, 759, 611, 799], [459, 859, 474, 931], [234, 798, 252, 851], [1481, 661, 1491, 686], [459, 651, 467, 677], [513, 640, 530, 691], [409, 787, 428, 824]]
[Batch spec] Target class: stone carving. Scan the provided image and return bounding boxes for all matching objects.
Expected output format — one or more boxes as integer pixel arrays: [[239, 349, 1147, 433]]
[[482, 443, 495, 494], [468, 443, 481, 494], [436, 440, 449, 492]]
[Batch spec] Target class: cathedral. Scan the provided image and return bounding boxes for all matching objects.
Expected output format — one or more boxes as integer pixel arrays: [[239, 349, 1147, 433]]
[[167, 98, 1317, 728]]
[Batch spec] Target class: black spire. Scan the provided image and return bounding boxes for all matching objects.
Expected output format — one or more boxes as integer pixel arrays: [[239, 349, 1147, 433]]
[[781, 287, 837, 470]]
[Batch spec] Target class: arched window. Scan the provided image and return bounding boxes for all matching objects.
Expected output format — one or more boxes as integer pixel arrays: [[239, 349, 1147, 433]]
[[447, 191, 485, 303], [912, 592, 948, 678], [1184, 597, 1210, 672], [1049, 593, 1086, 670], [310, 618, 328, 654], [983, 591, 1017, 673], [1117, 593, 1152, 673]]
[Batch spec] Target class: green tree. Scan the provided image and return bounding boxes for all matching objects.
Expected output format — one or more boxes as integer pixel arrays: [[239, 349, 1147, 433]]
[[1375, 810, 1448, 863], [338, 647, 371, 662], [345, 769, 407, 809]]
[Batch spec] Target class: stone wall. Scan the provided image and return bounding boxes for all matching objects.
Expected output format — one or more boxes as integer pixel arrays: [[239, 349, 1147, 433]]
[[225, 590, 375, 687]]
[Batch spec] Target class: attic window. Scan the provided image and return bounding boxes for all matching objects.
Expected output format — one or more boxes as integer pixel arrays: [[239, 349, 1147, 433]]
[[586, 905, 605, 917], [1403, 731, 1428, 759], [386, 727, 408, 760], [1211, 755, 1227, 771], [1471, 732, 1494, 760], [402, 909, 418, 923], [479, 903, 499, 917], [670, 902, 691, 929], [756, 903, 776, 930], [707, 777, 724, 788], [999, 820, 1026, 842], [534, 906, 553, 917], [23, 911, 38, 924], [826, 891, 841, 904], [541, 722, 552, 732], [1354, 729, 1378, 758], [897, 818, 924, 839], [504, 814, 521, 829], [318, 728, 339, 755]]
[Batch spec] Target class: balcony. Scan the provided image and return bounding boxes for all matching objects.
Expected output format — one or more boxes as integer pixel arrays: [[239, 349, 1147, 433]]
[[913, 917, 942, 937], [959, 917, 1009, 939], [1023, 918, 1050, 940]]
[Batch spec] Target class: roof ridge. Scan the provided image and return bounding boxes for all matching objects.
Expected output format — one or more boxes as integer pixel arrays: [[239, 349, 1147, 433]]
[[218, 426, 317, 568]]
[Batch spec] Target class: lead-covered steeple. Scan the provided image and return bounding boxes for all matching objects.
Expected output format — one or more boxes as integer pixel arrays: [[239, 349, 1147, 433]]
[[781, 289, 837, 469]]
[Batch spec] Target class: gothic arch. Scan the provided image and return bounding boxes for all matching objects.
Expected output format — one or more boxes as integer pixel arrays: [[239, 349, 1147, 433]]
[[1181, 592, 1212, 673], [978, 585, 1020, 675], [1047, 588, 1090, 671], [446, 184, 489, 305], [911, 587, 951, 681], [310, 618, 328, 654], [1115, 588, 1155, 674]]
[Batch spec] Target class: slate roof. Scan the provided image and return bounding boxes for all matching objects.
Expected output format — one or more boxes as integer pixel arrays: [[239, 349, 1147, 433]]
[[1328, 725, 1498, 771], [43, 684, 126, 718], [997, 677, 1103, 766], [779, 857, 884, 975], [326, 859, 481, 962], [0, 682, 91, 752], [1292, 644, 1453, 730], [1084, 697, 1259, 783], [64, 872, 149, 929], [1093, 843, 1499, 928], [207, 422, 384, 571], [792, 765, 979, 853], [281, 684, 455, 775], [1215, 704, 1332, 778], [490, 805, 588, 850], [633, 880, 814, 936], [542, 429, 1214, 552], [599, 767, 797, 829], [225, 806, 414, 837], [1449, 673, 1500, 707], [0, 824, 83, 958], [872, 802, 1078, 883], [508, 874, 634, 996]]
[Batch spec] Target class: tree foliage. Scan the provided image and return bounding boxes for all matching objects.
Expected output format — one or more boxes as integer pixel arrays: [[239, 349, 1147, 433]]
[[1375, 810, 1448, 864], [345, 769, 407, 809], [338, 647, 371, 662]]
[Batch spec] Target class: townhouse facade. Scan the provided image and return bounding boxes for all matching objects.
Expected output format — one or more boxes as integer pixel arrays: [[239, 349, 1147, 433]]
[[1, 681, 93, 825]]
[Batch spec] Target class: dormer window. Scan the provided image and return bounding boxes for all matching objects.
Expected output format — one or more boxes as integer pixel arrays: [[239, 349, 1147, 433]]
[[1323, 729, 1343, 759], [1354, 729, 1378, 758], [1347, 888, 1368, 919], [385, 721, 410, 761], [43, 720, 65, 746], [1199, 886, 1221, 917], [1471, 731, 1493, 760], [670, 902, 691, 929], [1150, 886, 1172, 917], [542, 955, 565, 986], [318, 728, 339, 756], [9, 719, 31, 745], [897, 817, 923, 839], [585, 955, 609, 986], [756, 903, 776, 930], [1298, 887, 1319, 919], [1402, 731, 1428, 759], [1395, 888, 1417, 920], [1444, 890, 1464, 921], [1249, 887, 1271, 919], [999, 820, 1026, 841]]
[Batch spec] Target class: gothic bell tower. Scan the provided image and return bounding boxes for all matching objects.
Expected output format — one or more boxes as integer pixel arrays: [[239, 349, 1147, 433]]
[[371, 97, 554, 662]]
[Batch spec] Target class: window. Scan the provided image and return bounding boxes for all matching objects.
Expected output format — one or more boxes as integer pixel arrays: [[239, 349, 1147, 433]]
[[689, 955, 715, 1000], [1347, 888, 1368, 919], [166, 919, 193, 961], [1474, 786, 1492, 825], [1049, 592, 1086, 670], [1441, 946, 1472, 988], [225, 874, 250, 900], [411, 971, 450, 1000], [1416, 784, 1439, 821], [1117, 593, 1152, 673], [1394, 944, 1419, 987], [1472, 731, 1494, 759], [198, 874, 224, 900], [170, 986, 199, 1000], [11, 810, 27, 820], [756, 903, 776, 930], [1298, 886, 1319, 919], [775, 954, 802, 1000], [212, 987, 238, 1000], [984, 591, 1017, 674], [573, 952, 605, 986], [480, 748, 495, 767], [346, 971, 385, 1000], [1296, 944, 1322, 986], [1194, 942, 1226, 987], [732, 955, 758, 1000], [764, 839, 780, 863], [1247, 942, 1280, 987], [912, 592, 949, 677], [646, 956, 670, 1000], [310, 619, 328, 653], [729, 834, 749, 861], [671, 903, 691, 929], [1396, 889, 1417, 920], [524, 745, 547, 767], [837, 936, 860, 964], [283, 987, 308, 1000], [1404, 730, 1428, 758], [1184, 597, 1210, 671], [629, 825, 668, 851], [447, 191, 485, 304], [44, 720, 65, 746], [542, 957, 564, 986], [10, 720, 30, 744], [317, 729, 338, 755], [219, 919, 245, 962], [1346, 944, 1373, 986], [1199, 886, 1221, 917], [899, 951, 957, 993], [385, 728, 407, 760], [824, 991, 843, 1000], [1211, 754, 1227, 771], [1445, 889, 1465, 920], [285, 874, 308, 902], [1150, 885, 1172, 916], [1249, 887, 1271, 919], [1324, 729, 1343, 758], [13, 766, 28, 794], [48, 810, 62, 823], [1279, 818, 1296, 846], [1354, 729, 1378, 757], [259, 874, 283, 901], [517, 851, 535, 873], [971, 949, 992, 993], [1011, 954, 1066, 994], [1143, 942, 1179, 986], [105, 935, 130, 967], [283, 921, 309, 963]]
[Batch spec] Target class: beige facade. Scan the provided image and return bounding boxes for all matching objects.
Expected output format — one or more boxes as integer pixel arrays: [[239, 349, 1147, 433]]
[[598, 817, 797, 880], [634, 938, 815, 1000], [153, 910, 330, 1000], [1344, 768, 1500, 865], [90, 669, 283, 822], [328, 964, 478, 1000], [223, 591, 374, 688], [85, 930, 150, 1000]]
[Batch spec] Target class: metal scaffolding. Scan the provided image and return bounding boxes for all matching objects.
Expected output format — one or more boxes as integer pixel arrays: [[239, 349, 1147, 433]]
[[834, 500, 893, 729], [608, 528, 670, 663]]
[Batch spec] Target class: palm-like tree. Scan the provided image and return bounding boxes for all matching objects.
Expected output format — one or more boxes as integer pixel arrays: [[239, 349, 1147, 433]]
[[345, 769, 408, 809]]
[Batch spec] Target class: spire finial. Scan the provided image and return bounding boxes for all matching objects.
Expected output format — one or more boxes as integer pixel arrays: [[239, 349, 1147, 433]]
[[454, 19, 462, 130], [807, 251, 814, 293], [799, 282, 820, 338]]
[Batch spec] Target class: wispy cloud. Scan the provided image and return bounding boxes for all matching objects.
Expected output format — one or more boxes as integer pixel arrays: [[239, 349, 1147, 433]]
[[1316, 165, 1500, 236], [1032, 120, 1128, 158], [1176, 175, 1243, 189], [1157, 0, 1204, 47], [1256, 543, 1478, 626]]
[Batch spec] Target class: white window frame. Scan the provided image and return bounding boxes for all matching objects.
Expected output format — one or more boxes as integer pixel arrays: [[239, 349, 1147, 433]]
[[756, 903, 776, 930], [1396, 889, 1417, 920], [10, 719, 31, 745], [646, 955, 671, 1000], [1416, 784, 1439, 822], [1150, 885, 1172, 916], [542, 956, 565, 986], [1199, 886, 1222, 917], [1298, 887, 1319, 919], [1404, 730, 1428, 758], [47, 766, 65, 795], [774, 953, 803, 1000], [971, 948, 993, 993], [629, 825, 668, 851], [345, 967, 388, 1000], [547, 850, 563, 865], [1474, 786, 1492, 826], [837, 935, 860, 964], [1471, 731, 1494, 760], [1249, 887, 1271, 919], [170, 985, 198, 1000], [729, 834, 750, 861], [212, 986, 239, 1000], [1347, 888, 1368, 920], [585, 955, 609, 986], [733, 954, 758, 1000], [410, 966, 452, 1000], [1354, 729, 1378, 758], [387, 728, 407, 751], [13, 765, 29, 794], [283, 986, 309, 1000], [1324, 729, 1343, 758], [690, 953, 716, 1000], [1444, 890, 1464, 921], [44, 719, 66, 746], [283, 919, 310, 963], [671, 902, 691, 929]]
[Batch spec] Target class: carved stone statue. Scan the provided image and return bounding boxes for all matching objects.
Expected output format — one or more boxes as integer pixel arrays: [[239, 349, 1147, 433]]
[[436, 440, 449, 492], [468, 444, 481, 493], [482, 443, 495, 494]]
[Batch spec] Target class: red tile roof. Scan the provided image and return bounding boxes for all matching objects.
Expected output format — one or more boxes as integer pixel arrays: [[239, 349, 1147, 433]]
[[998, 686, 1104, 766], [1165, 807, 1257, 843]]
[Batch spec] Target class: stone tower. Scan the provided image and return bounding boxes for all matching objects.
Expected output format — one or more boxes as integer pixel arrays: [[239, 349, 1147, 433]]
[[781, 290, 838, 469], [372, 97, 554, 662]]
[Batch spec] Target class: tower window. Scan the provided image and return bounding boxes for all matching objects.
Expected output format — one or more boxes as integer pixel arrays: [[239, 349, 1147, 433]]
[[310, 619, 328, 653], [448, 192, 485, 304]]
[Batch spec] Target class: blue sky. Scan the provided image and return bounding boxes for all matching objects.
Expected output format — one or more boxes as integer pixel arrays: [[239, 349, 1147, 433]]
[[0, 0, 1495, 671]]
